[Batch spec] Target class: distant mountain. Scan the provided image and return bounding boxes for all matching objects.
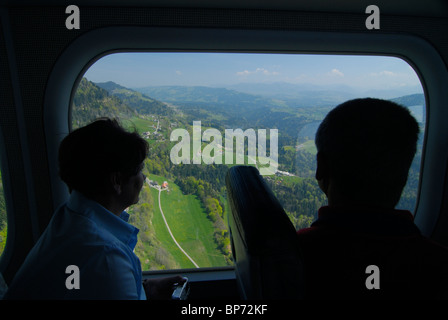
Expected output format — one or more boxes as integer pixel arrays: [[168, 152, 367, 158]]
[[95, 81, 173, 116], [132, 86, 282, 110], [390, 93, 425, 107], [72, 78, 136, 128], [226, 82, 355, 98], [390, 93, 425, 123], [224, 82, 424, 105], [133, 83, 426, 111]]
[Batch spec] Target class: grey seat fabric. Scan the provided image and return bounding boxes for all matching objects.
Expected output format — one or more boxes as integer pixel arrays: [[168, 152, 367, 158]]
[[226, 165, 304, 299]]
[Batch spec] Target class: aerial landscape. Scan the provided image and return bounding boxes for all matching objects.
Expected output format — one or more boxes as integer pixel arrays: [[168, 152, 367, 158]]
[[69, 74, 425, 270]]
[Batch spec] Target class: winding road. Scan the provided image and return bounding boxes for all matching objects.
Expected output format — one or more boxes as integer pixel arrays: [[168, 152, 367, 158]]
[[146, 178, 199, 268]]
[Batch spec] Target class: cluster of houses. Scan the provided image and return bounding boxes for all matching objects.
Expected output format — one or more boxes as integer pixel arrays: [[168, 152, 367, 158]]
[[141, 116, 165, 141], [142, 130, 164, 139], [141, 128, 166, 143], [147, 179, 169, 190]]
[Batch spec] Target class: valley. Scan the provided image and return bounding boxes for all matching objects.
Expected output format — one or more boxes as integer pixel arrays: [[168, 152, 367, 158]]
[[71, 77, 425, 270]]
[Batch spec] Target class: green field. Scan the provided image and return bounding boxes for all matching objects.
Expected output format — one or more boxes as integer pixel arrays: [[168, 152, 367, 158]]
[[122, 116, 156, 133], [148, 174, 227, 269], [301, 140, 317, 155]]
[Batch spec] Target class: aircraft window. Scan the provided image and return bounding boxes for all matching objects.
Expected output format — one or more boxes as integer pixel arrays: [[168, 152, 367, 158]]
[[0, 166, 7, 257], [73, 52, 425, 270]]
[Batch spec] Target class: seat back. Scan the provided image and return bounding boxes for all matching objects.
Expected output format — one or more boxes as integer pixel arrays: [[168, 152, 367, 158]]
[[226, 165, 304, 299]]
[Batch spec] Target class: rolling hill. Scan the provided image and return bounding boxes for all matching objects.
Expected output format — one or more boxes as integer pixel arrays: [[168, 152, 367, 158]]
[[72, 78, 136, 128], [95, 81, 174, 116]]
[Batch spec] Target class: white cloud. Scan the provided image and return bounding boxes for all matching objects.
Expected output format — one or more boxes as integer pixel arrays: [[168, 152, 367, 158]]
[[370, 70, 397, 77], [236, 68, 279, 76], [329, 68, 344, 77], [175, 70, 182, 75], [380, 70, 395, 76], [236, 70, 251, 76]]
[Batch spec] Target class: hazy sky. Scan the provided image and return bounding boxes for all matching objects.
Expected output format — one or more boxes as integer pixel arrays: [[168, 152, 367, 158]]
[[84, 52, 423, 92]]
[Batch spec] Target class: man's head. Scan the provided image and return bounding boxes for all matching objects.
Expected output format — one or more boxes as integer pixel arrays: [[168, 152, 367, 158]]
[[315, 98, 420, 208], [59, 118, 149, 204]]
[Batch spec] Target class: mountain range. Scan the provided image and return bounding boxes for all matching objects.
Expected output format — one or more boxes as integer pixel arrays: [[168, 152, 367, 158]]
[[134, 82, 424, 108], [74, 77, 425, 133]]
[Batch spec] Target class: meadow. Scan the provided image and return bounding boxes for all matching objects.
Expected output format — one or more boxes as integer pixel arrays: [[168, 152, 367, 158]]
[[148, 174, 227, 269]]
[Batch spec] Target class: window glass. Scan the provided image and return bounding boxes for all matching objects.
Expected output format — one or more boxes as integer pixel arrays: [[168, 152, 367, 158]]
[[74, 53, 425, 270]]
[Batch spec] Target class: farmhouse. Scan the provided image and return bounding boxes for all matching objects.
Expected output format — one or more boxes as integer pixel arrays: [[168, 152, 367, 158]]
[[149, 180, 158, 187]]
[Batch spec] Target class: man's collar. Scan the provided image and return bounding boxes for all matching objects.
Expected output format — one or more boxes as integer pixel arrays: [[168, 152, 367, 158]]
[[67, 191, 139, 249]]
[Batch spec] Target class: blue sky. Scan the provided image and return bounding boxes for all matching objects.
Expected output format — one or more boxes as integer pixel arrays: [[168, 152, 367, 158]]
[[84, 52, 423, 92]]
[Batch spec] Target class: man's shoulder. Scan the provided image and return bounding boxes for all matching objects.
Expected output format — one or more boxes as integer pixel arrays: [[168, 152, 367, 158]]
[[296, 222, 448, 262], [417, 235, 448, 259], [296, 224, 338, 240]]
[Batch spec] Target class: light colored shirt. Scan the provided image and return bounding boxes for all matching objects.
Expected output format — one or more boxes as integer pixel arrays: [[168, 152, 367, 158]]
[[4, 191, 146, 300]]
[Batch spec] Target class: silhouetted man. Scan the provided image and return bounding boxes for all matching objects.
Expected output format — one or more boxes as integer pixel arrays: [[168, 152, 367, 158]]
[[297, 98, 448, 299]]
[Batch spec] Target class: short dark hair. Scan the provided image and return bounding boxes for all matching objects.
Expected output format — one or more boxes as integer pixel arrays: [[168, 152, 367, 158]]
[[59, 118, 149, 196], [315, 98, 420, 206]]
